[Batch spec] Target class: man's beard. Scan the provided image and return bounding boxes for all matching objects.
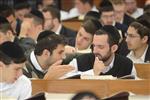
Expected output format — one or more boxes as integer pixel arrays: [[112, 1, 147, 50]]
[[94, 50, 112, 62]]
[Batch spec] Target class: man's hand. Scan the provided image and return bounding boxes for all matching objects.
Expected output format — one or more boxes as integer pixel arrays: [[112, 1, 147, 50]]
[[65, 45, 76, 54], [93, 57, 105, 75], [44, 60, 74, 79]]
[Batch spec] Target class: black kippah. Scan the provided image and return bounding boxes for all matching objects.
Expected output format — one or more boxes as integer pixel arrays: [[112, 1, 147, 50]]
[[85, 11, 101, 20], [37, 30, 55, 42], [30, 9, 44, 20], [101, 25, 120, 45], [0, 41, 26, 63]]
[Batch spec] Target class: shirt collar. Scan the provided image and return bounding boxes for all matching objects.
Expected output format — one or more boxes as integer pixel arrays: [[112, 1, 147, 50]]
[[76, 48, 92, 53], [55, 24, 62, 35], [102, 55, 115, 73], [30, 51, 45, 73], [127, 45, 149, 63]]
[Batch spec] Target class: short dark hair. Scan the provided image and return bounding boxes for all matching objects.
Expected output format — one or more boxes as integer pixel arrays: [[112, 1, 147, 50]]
[[37, 30, 55, 42], [0, 5, 15, 18], [129, 22, 150, 43], [0, 41, 26, 65], [95, 25, 121, 46], [42, 5, 61, 22], [99, 0, 114, 12], [82, 19, 102, 36], [79, 0, 94, 6], [34, 34, 66, 56], [0, 16, 12, 34], [71, 91, 100, 100]]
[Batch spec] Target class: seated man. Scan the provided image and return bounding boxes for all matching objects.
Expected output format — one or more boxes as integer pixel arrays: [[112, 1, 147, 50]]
[[23, 34, 74, 79], [0, 41, 31, 100], [0, 16, 15, 44], [65, 19, 102, 54], [126, 22, 150, 63], [74, 25, 136, 78]]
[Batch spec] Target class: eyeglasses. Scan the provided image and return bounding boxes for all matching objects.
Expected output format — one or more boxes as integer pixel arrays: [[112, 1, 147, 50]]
[[125, 33, 140, 38]]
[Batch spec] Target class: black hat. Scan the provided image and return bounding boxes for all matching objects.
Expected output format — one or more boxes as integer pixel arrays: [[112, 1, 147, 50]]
[[137, 12, 150, 29], [99, 0, 114, 12], [84, 11, 101, 21], [0, 41, 26, 63], [30, 9, 44, 20], [37, 30, 55, 42], [101, 25, 120, 45]]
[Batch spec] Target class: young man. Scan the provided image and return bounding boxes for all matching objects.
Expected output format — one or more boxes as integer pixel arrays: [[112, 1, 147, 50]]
[[64, 19, 101, 54], [110, 0, 135, 27], [75, 25, 136, 78], [126, 22, 150, 63], [124, 0, 143, 18], [75, 19, 101, 53], [20, 9, 44, 41], [69, 0, 98, 20], [42, 5, 77, 46], [0, 41, 31, 100], [0, 5, 17, 34], [0, 16, 15, 44], [23, 34, 74, 79]]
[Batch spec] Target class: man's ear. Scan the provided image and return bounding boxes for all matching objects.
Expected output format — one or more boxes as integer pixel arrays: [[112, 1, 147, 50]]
[[142, 36, 148, 44], [111, 44, 118, 53], [42, 49, 51, 57]]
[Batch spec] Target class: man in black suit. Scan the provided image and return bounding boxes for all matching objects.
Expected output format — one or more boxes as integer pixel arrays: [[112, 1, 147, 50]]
[[126, 22, 150, 63], [99, 0, 129, 38], [111, 0, 135, 27], [42, 5, 77, 46], [75, 25, 136, 78]]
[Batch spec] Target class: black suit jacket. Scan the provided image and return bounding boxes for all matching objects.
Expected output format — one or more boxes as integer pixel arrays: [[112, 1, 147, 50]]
[[60, 25, 77, 46], [116, 39, 130, 56], [144, 45, 150, 62], [123, 14, 135, 27], [76, 53, 133, 78]]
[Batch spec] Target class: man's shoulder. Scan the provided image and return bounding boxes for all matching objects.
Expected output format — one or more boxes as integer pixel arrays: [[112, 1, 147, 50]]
[[115, 54, 133, 65], [61, 25, 77, 34], [18, 75, 31, 84]]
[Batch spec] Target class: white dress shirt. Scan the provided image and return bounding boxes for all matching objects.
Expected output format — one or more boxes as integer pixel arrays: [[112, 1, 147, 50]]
[[68, 6, 98, 20], [55, 24, 62, 35], [30, 51, 47, 73], [0, 75, 32, 100], [127, 45, 148, 63], [130, 8, 143, 19]]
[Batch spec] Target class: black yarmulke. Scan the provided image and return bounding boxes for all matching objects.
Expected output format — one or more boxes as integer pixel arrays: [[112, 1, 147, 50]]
[[101, 25, 121, 44], [0, 41, 26, 63], [99, 0, 114, 12], [30, 9, 44, 20], [37, 30, 55, 42], [84, 11, 101, 21], [99, 0, 113, 8]]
